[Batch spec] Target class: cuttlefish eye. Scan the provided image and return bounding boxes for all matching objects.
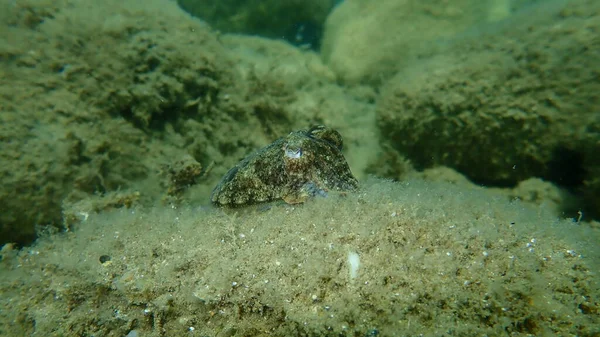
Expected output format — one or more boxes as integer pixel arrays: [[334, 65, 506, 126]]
[[284, 144, 302, 159], [308, 125, 343, 151]]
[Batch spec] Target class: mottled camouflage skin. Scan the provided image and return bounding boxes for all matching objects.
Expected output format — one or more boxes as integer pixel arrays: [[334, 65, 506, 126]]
[[211, 125, 358, 206]]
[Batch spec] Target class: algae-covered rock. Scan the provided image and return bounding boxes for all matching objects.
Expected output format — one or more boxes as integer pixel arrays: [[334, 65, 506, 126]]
[[0, 0, 269, 245], [0, 0, 374, 246], [321, 0, 499, 84], [376, 0, 600, 217], [0, 0, 231, 245], [1, 179, 598, 336]]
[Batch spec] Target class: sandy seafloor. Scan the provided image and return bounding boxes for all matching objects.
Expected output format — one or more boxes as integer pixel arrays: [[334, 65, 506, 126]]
[[1, 0, 599, 336]]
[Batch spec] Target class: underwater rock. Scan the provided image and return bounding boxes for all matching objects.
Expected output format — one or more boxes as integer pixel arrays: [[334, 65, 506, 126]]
[[376, 0, 600, 218], [321, 0, 495, 84]]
